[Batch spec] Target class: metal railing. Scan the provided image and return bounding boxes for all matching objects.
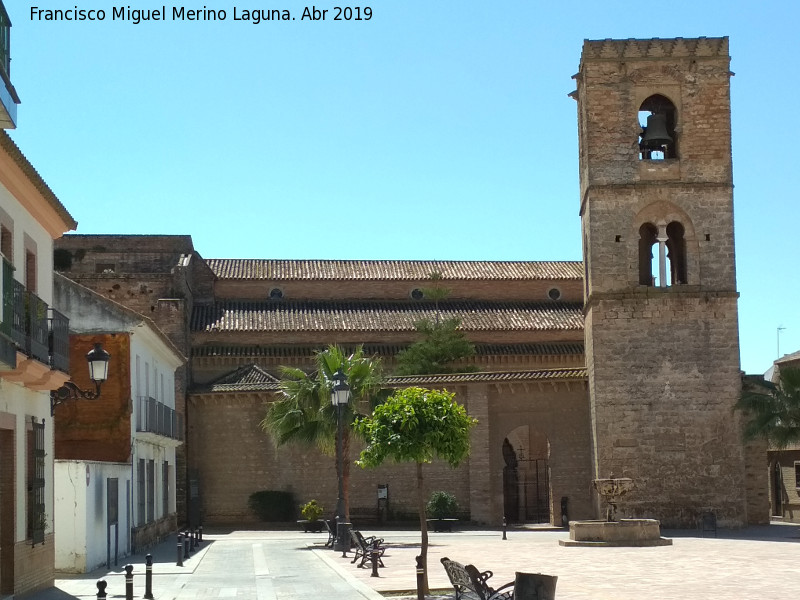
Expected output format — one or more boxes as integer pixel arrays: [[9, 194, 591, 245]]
[[136, 396, 183, 441], [48, 308, 70, 373], [3, 268, 71, 372]]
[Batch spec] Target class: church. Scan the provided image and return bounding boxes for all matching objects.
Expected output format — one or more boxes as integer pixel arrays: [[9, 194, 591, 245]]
[[53, 36, 768, 530]]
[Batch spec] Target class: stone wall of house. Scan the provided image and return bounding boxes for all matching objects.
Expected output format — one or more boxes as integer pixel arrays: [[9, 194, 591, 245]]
[[188, 379, 591, 527]]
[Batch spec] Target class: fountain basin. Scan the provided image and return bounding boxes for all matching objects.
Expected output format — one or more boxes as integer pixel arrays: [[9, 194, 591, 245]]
[[559, 519, 672, 547]]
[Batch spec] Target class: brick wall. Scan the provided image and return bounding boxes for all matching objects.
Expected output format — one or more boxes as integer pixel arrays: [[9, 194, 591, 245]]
[[13, 534, 54, 596], [54, 334, 132, 463]]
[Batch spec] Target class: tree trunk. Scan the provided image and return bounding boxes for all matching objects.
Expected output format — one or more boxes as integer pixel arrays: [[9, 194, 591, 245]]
[[416, 461, 429, 595]]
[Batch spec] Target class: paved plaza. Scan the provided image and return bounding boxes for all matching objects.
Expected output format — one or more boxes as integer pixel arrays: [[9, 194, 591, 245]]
[[26, 523, 800, 600]]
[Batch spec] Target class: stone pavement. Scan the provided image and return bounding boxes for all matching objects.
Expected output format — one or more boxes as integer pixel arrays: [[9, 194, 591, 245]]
[[25, 522, 800, 600]]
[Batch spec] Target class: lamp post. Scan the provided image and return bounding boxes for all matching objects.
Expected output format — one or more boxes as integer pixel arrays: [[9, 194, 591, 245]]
[[50, 343, 111, 416], [331, 368, 351, 552]]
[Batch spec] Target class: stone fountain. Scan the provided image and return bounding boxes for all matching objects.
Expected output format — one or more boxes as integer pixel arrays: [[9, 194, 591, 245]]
[[559, 477, 672, 547]]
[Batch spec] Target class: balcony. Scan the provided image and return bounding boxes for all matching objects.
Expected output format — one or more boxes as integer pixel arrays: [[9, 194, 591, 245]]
[[0, 3, 19, 128], [136, 396, 184, 445], [0, 259, 71, 388]]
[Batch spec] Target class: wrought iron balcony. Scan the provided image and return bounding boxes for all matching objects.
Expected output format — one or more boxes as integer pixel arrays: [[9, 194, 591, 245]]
[[0, 2, 19, 128], [136, 396, 183, 441], [1, 261, 70, 373]]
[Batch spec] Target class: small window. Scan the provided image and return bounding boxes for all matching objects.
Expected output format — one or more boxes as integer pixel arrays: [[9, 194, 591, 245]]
[[795, 463, 800, 490], [27, 417, 46, 545], [0, 223, 11, 261], [269, 288, 283, 300], [95, 263, 116, 274], [25, 249, 37, 293], [547, 288, 561, 301], [410, 288, 424, 300]]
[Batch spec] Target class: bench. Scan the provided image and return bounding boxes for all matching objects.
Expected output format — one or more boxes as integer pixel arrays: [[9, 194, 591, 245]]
[[349, 529, 385, 568], [440, 557, 514, 600], [324, 519, 335, 548]]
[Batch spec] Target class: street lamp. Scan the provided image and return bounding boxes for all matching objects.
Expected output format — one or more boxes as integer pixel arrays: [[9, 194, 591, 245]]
[[50, 343, 111, 416], [330, 368, 351, 552]]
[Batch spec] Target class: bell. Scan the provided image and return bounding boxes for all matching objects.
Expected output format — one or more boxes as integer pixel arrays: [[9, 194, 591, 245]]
[[640, 113, 673, 150]]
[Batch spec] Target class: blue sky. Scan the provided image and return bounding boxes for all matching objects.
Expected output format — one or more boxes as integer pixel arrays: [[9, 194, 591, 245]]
[[7, 1, 798, 374]]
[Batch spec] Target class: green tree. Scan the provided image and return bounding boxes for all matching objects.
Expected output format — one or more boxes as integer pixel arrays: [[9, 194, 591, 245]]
[[396, 272, 476, 375], [736, 367, 800, 448], [261, 345, 384, 520], [354, 386, 477, 594]]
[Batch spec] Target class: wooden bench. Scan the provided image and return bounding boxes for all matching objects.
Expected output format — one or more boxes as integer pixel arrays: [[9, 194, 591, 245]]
[[440, 557, 514, 600], [427, 517, 458, 532], [349, 529, 385, 568]]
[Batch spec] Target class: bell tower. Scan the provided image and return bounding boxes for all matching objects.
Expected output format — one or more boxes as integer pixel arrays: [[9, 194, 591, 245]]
[[574, 37, 752, 527]]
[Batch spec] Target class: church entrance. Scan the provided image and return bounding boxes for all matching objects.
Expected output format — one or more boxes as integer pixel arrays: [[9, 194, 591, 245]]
[[502, 426, 550, 524]]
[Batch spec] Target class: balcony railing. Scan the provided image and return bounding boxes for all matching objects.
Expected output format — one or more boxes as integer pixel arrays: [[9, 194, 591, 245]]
[[136, 396, 183, 441], [3, 267, 70, 372], [48, 308, 69, 373]]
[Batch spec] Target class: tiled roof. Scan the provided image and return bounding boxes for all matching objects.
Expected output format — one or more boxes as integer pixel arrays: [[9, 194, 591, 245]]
[[192, 367, 587, 394], [1, 131, 77, 231], [386, 368, 587, 386], [192, 342, 585, 358], [191, 300, 584, 333], [202, 364, 279, 392], [206, 259, 583, 281]]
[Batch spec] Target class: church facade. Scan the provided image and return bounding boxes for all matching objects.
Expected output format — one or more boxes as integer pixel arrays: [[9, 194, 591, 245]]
[[53, 36, 767, 529]]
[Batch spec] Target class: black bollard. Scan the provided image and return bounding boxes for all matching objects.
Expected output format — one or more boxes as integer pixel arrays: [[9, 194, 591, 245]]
[[195, 528, 200, 546], [96, 579, 108, 599], [502, 516, 507, 540], [198, 525, 203, 543], [177, 533, 184, 567], [144, 554, 153, 599], [124, 564, 134, 600], [183, 532, 189, 559], [370, 548, 380, 577], [189, 528, 195, 551], [415, 555, 425, 600]]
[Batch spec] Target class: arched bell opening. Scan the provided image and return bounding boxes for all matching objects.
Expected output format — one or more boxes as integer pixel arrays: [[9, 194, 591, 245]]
[[638, 94, 678, 160], [502, 426, 550, 524], [639, 220, 688, 288]]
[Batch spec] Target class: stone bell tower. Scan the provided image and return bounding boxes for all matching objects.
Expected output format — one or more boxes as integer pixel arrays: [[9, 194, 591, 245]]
[[574, 37, 751, 527]]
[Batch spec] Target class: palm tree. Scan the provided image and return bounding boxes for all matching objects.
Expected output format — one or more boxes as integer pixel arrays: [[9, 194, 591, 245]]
[[260, 345, 384, 520], [736, 367, 800, 448]]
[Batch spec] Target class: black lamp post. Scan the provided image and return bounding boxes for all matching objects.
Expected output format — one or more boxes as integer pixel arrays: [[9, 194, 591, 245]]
[[330, 368, 351, 551], [50, 343, 111, 416]]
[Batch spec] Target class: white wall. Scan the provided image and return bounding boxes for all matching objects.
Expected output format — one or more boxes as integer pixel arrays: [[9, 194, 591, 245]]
[[54, 460, 131, 573], [0, 183, 56, 303], [0, 379, 53, 544]]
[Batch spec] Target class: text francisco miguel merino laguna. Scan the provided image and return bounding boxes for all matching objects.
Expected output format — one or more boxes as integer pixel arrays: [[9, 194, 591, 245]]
[[29, 6, 365, 24]]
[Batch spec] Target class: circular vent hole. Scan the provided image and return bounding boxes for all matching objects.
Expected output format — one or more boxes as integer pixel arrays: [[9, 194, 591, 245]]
[[547, 288, 561, 301], [269, 288, 284, 300], [410, 288, 424, 300]]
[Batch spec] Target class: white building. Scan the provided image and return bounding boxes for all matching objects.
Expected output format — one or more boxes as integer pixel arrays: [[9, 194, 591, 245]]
[[52, 275, 185, 572]]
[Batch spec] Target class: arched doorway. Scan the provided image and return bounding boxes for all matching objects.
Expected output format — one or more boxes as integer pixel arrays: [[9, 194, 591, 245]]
[[502, 426, 550, 524]]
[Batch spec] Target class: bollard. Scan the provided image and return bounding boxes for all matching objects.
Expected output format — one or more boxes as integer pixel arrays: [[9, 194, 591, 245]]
[[144, 554, 153, 599], [502, 516, 507, 540], [188, 528, 195, 551], [195, 527, 200, 546], [124, 564, 134, 600], [370, 548, 380, 577], [183, 532, 190, 559], [96, 579, 108, 599], [177, 533, 184, 567], [415, 555, 425, 600], [198, 525, 203, 543]]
